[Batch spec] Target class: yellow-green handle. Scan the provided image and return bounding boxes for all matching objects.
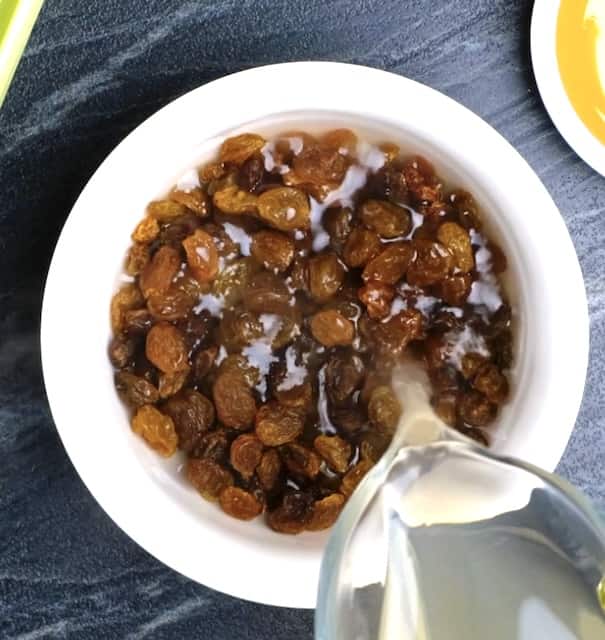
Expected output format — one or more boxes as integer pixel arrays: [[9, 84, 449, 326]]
[[0, 0, 45, 107]]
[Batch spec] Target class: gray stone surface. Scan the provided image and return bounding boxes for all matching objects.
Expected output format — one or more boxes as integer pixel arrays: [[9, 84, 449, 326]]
[[0, 0, 603, 637]]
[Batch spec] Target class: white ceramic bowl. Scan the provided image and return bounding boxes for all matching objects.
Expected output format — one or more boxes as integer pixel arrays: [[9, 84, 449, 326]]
[[41, 62, 589, 609]]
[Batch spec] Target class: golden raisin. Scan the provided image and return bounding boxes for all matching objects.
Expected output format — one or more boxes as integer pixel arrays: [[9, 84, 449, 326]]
[[310, 310, 355, 347], [257, 449, 282, 492], [360, 200, 412, 238], [314, 435, 352, 473], [213, 371, 257, 430], [407, 239, 454, 286], [213, 185, 258, 215], [362, 242, 414, 285], [132, 216, 160, 243], [169, 187, 209, 217], [145, 322, 189, 373], [267, 492, 312, 534], [111, 284, 144, 333], [306, 493, 345, 531], [358, 281, 395, 319], [131, 405, 178, 457], [292, 144, 348, 186], [163, 389, 215, 452], [147, 287, 195, 321], [458, 390, 497, 427], [219, 133, 266, 165], [147, 199, 188, 221], [280, 443, 321, 479], [308, 253, 345, 302], [257, 187, 310, 231], [182, 229, 219, 284], [251, 230, 295, 272], [368, 386, 401, 434], [125, 243, 150, 276], [321, 128, 358, 154], [219, 486, 263, 520], [230, 434, 264, 479], [158, 369, 189, 399], [342, 227, 381, 268], [115, 372, 160, 409], [439, 274, 472, 306], [473, 364, 508, 404], [255, 402, 304, 446], [437, 222, 474, 273], [140, 245, 181, 299], [186, 458, 234, 501]]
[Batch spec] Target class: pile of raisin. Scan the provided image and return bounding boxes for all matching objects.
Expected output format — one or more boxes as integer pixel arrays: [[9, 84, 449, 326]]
[[109, 129, 512, 533]]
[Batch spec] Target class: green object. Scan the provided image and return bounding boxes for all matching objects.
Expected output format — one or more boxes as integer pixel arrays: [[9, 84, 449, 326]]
[[0, 0, 45, 106]]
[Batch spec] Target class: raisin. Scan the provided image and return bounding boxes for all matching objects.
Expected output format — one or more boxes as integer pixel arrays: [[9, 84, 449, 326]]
[[238, 153, 266, 192], [325, 354, 365, 405], [314, 435, 352, 473], [257, 187, 310, 231], [324, 207, 353, 252], [186, 459, 234, 501], [308, 253, 345, 302], [373, 309, 424, 355], [139, 246, 181, 299], [200, 161, 226, 182], [257, 449, 282, 492], [243, 271, 292, 315], [341, 460, 374, 497], [219, 310, 264, 352], [131, 405, 177, 457], [108, 334, 137, 369], [123, 309, 153, 334], [360, 432, 390, 462], [169, 188, 209, 217], [461, 352, 490, 380], [218, 354, 261, 388], [306, 493, 345, 531], [191, 429, 230, 463], [437, 222, 474, 273], [219, 486, 263, 520], [251, 230, 295, 272], [473, 364, 508, 404], [267, 492, 313, 534], [407, 239, 454, 286], [330, 405, 365, 436], [274, 380, 313, 411], [360, 200, 411, 238], [342, 227, 381, 268], [293, 143, 348, 185], [158, 369, 189, 399], [321, 128, 358, 154], [182, 229, 219, 284], [255, 402, 304, 446], [449, 190, 481, 230], [403, 157, 440, 204], [438, 274, 472, 306], [230, 434, 264, 479], [219, 133, 266, 165], [362, 242, 415, 285], [147, 200, 188, 221], [213, 185, 258, 215], [310, 310, 355, 347], [163, 389, 215, 452], [358, 281, 395, 320], [115, 371, 160, 408], [280, 443, 321, 479], [145, 322, 189, 374], [132, 217, 160, 243], [147, 287, 195, 322], [458, 391, 497, 427], [191, 345, 218, 383], [368, 386, 401, 434], [213, 371, 257, 430], [111, 284, 144, 333], [125, 243, 150, 276]]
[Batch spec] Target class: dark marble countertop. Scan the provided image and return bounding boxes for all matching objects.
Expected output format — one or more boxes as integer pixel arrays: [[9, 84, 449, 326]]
[[1, 0, 604, 637]]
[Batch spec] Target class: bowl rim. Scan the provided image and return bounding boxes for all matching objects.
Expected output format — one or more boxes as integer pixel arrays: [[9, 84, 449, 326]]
[[531, 0, 605, 177], [40, 61, 589, 609]]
